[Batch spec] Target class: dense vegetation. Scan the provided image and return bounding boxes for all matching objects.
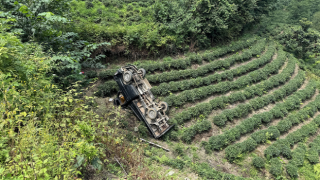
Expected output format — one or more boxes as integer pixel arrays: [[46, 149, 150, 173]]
[[2, 0, 320, 179], [70, 0, 276, 56]]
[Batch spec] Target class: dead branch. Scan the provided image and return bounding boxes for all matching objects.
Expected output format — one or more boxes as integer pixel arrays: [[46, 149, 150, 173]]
[[140, 138, 170, 152]]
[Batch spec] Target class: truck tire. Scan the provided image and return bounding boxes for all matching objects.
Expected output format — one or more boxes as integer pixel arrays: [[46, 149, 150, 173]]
[[159, 101, 169, 113], [147, 108, 158, 120], [123, 71, 133, 83], [138, 68, 146, 78]]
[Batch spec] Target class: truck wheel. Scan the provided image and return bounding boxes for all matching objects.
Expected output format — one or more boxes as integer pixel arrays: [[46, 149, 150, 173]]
[[138, 68, 146, 78], [123, 71, 133, 83], [159, 102, 169, 113], [147, 108, 158, 120]]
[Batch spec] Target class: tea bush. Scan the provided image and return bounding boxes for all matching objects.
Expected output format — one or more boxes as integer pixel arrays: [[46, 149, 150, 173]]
[[153, 43, 276, 96], [205, 78, 315, 153], [269, 158, 282, 177], [97, 37, 258, 81], [307, 135, 320, 164], [148, 39, 267, 83], [86, 70, 98, 78], [252, 157, 265, 169], [170, 53, 295, 126], [95, 81, 119, 97], [180, 120, 211, 144], [263, 112, 320, 161], [213, 70, 307, 126], [286, 163, 299, 178], [164, 44, 283, 107]]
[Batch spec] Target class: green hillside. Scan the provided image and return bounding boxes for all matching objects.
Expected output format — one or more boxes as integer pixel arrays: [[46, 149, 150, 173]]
[[1, 0, 320, 179]]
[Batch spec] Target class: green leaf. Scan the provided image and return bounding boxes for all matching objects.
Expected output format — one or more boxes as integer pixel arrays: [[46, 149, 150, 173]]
[[19, 5, 29, 14], [74, 156, 85, 168], [91, 157, 102, 171]]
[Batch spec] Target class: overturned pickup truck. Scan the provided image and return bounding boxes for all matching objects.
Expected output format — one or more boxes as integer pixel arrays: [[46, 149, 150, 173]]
[[113, 65, 174, 138]]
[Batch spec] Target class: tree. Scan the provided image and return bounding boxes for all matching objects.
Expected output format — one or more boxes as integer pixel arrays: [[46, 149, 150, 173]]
[[0, 0, 70, 42], [300, 18, 313, 31], [312, 11, 320, 31]]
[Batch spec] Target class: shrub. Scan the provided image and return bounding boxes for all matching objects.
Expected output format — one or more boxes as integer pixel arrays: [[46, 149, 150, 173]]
[[264, 146, 280, 160], [225, 144, 243, 162], [95, 81, 118, 97], [279, 144, 292, 159], [306, 148, 319, 164], [86, 70, 97, 78], [242, 138, 257, 152], [168, 131, 179, 141], [290, 143, 306, 167], [168, 158, 185, 170], [148, 39, 266, 84], [286, 163, 298, 178], [98, 70, 115, 80], [127, 5, 133, 11], [209, 76, 312, 154], [138, 124, 149, 137], [269, 158, 282, 177], [85, 1, 94, 9], [174, 143, 185, 156], [252, 157, 265, 168], [251, 130, 268, 144], [207, 135, 227, 151]]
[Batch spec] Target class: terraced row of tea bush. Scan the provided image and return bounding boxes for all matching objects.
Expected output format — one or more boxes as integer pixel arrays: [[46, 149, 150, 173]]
[[97, 37, 258, 80], [95, 38, 264, 96], [103, 37, 320, 179]]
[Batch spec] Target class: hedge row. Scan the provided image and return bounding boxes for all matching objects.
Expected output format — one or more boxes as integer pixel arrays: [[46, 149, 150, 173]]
[[252, 156, 265, 169], [262, 96, 320, 161], [141, 37, 257, 72], [95, 81, 119, 97], [97, 42, 273, 97], [275, 90, 320, 134], [180, 120, 212, 144], [98, 69, 116, 80], [223, 82, 316, 161], [213, 70, 306, 127], [164, 45, 280, 107], [179, 58, 294, 141], [152, 43, 276, 96], [97, 37, 258, 80], [203, 37, 258, 61], [205, 79, 315, 157], [307, 135, 320, 164], [147, 39, 267, 83], [221, 89, 319, 162], [169, 51, 294, 128], [264, 112, 320, 162], [286, 143, 307, 178], [269, 158, 283, 177]]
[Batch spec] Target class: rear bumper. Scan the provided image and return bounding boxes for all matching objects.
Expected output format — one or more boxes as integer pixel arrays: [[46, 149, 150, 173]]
[[128, 101, 174, 138]]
